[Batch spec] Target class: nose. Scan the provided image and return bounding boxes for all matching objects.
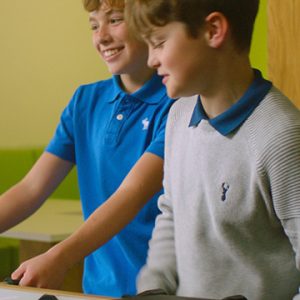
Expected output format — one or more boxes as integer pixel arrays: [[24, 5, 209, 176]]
[[94, 24, 111, 45], [147, 47, 160, 69]]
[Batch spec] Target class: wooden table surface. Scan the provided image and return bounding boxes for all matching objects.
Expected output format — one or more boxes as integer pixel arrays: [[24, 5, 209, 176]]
[[0, 283, 114, 300]]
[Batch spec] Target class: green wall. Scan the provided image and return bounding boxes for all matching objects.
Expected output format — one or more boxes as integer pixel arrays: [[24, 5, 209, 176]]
[[250, 0, 268, 77]]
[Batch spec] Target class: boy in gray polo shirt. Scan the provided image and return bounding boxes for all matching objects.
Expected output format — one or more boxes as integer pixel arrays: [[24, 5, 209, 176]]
[[127, 1, 300, 299]]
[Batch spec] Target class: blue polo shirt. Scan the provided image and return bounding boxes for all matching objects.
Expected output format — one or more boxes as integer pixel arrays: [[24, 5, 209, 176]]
[[46, 73, 174, 297], [189, 69, 272, 135]]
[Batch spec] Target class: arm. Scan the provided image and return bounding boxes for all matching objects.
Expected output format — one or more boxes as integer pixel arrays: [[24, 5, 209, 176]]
[[281, 218, 300, 300], [137, 185, 178, 294], [265, 120, 300, 299], [137, 103, 178, 295], [12, 152, 164, 289], [0, 152, 73, 232]]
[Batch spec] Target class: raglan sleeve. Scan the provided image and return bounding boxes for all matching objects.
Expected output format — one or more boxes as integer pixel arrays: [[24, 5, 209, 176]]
[[281, 218, 300, 300], [267, 122, 300, 299]]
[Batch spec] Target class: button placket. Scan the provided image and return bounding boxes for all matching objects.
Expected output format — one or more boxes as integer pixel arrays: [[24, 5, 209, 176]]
[[116, 114, 124, 121], [105, 96, 134, 144]]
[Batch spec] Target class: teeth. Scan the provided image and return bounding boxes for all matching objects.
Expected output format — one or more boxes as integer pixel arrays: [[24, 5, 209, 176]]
[[103, 49, 120, 58]]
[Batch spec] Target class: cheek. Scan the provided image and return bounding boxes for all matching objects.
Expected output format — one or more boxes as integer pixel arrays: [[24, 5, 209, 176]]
[[92, 35, 99, 49], [114, 24, 130, 42], [162, 47, 182, 69]]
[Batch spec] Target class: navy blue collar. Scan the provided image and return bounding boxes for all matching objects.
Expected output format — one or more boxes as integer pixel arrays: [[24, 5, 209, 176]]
[[108, 73, 165, 104], [189, 69, 272, 136]]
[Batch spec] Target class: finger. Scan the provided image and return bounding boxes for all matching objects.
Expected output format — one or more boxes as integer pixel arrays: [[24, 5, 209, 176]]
[[18, 270, 36, 287], [11, 264, 25, 280]]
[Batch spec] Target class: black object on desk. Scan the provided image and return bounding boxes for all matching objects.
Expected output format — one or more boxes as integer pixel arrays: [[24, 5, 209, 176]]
[[122, 289, 247, 300], [3, 278, 58, 300], [38, 294, 59, 300], [122, 296, 246, 300], [3, 277, 20, 285]]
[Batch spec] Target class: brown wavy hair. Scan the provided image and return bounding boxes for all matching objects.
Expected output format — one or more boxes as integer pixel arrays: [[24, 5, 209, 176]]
[[126, 0, 259, 51]]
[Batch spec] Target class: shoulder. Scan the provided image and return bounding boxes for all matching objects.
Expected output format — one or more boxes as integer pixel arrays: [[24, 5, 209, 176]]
[[65, 77, 114, 111], [248, 87, 300, 138], [246, 86, 300, 165], [74, 77, 114, 97], [253, 87, 300, 122]]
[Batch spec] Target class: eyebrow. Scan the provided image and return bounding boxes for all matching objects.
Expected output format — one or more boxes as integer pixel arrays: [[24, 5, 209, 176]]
[[88, 8, 123, 23], [146, 29, 163, 42]]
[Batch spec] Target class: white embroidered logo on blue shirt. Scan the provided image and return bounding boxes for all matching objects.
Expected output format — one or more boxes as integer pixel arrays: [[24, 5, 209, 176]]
[[142, 118, 150, 130]]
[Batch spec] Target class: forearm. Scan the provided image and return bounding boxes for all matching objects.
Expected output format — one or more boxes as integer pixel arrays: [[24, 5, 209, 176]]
[[137, 194, 178, 294], [0, 180, 46, 232], [47, 152, 164, 270], [10, 185, 154, 288], [0, 152, 73, 233], [47, 187, 149, 268]]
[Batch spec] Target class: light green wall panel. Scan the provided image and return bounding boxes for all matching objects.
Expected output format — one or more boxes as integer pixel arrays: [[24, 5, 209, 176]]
[[250, 0, 268, 77]]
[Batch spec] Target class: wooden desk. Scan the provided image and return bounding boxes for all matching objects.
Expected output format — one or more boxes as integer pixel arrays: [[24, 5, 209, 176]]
[[0, 283, 113, 299], [0, 199, 84, 292]]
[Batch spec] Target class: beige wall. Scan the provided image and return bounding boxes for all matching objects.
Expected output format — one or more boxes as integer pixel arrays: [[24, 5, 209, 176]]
[[0, 0, 267, 148], [0, 0, 109, 148]]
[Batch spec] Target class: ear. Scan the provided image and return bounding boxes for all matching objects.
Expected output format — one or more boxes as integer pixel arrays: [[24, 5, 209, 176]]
[[204, 12, 229, 48]]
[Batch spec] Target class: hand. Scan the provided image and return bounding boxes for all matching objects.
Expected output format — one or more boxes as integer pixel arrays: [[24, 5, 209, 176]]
[[11, 250, 69, 289]]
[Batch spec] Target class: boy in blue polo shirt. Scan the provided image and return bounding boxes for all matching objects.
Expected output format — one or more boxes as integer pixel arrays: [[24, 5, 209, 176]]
[[127, 0, 300, 299], [0, 0, 173, 297]]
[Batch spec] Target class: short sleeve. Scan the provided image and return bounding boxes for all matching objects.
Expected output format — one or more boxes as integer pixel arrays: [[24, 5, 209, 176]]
[[46, 90, 78, 163], [145, 98, 174, 159]]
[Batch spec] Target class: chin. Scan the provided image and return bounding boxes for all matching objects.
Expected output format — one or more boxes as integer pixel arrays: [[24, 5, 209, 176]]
[[106, 63, 126, 75], [108, 68, 122, 75], [167, 86, 197, 99], [167, 89, 186, 99], [166, 87, 179, 99], [166, 81, 189, 99]]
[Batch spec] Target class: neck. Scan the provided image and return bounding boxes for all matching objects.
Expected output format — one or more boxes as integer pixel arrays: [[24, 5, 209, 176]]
[[119, 68, 155, 94], [201, 54, 254, 119]]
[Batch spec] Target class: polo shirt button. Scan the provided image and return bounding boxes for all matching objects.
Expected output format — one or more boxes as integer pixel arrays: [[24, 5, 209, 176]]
[[116, 114, 124, 121]]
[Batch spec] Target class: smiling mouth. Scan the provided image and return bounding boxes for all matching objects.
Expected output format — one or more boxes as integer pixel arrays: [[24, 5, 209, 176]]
[[102, 48, 123, 59], [162, 75, 169, 85]]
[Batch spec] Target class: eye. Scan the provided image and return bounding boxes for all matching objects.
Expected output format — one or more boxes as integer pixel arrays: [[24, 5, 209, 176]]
[[109, 13, 124, 25], [89, 23, 99, 31], [148, 34, 166, 49], [152, 40, 165, 49], [110, 17, 123, 24]]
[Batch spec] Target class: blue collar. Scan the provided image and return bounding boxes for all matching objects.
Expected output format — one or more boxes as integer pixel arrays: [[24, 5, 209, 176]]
[[189, 69, 272, 136], [108, 73, 165, 104]]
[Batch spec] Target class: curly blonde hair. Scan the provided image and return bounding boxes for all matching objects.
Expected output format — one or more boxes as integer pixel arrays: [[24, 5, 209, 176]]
[[82, 0, 124, 12]]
